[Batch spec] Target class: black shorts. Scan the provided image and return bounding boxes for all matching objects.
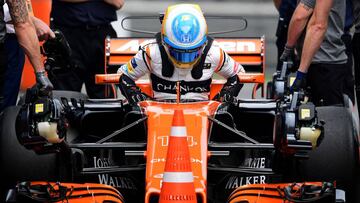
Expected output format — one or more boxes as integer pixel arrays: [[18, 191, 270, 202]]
[[307, 62, 354, 106]]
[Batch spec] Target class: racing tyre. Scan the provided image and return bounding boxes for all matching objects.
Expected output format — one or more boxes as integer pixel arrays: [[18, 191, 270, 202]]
[[298, 106, 359, 197], [0, 106, 59, 201]]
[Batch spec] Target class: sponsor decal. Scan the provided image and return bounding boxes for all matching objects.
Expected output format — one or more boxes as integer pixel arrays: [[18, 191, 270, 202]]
[[126, 62, 134, 74], [115, 40, 154, 53], [225, 175, 267, 189], [93, 156, 137, 190], [150, 74, 211, 94], [93, 157, 114, 168], [157, 135, 197, 147], [121, 64, 130, 74], [301, 109, 311, 120], [214, 41, 257, 53], [112, 39, 260, 54], [243, 157, 266, 168], [150, 157, 203, 164], [130, 58, 138, 68], [98, 174, 137, 190], [225, 157, 268, 189], [203, 63, 211, 69], [35, 103, 44, 114], [156, 83, 208, 93]]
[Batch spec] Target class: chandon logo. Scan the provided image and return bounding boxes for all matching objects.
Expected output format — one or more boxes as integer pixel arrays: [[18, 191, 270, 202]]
[[156, 83, 208, 93]]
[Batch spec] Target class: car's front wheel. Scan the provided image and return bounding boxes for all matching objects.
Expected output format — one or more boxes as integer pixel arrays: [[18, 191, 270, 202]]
[[298, 106, 359, 200]]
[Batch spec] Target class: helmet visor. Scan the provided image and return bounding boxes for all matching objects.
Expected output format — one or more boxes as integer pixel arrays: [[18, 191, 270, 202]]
[[166, 45, 203, 64]]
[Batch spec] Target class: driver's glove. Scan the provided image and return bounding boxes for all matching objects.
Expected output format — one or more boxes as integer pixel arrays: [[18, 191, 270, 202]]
[[129, 91, 151, 104], [213, 75, 243, 103], [290, 70, 307, 93], [35, 70, 53, 96], [213, 90, 236, 103], [119, 74, 151, 104]]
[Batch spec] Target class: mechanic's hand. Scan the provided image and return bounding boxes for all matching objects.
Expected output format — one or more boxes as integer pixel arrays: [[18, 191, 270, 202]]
[[35, 70, 54, 96], [32, 17, 55, 41], [290, 70, 307, 93], [104, 0, 124, 9], [280, 46, 295, 62], [280, 45, 300, 72]]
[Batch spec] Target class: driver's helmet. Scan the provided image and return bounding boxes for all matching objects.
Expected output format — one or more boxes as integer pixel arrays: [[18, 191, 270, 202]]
[[161, 4, 208, 69]]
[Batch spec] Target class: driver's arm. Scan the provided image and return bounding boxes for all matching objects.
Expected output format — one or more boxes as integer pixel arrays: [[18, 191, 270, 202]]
[[117, 47, 151, 103], [212, 47, 245, 102]]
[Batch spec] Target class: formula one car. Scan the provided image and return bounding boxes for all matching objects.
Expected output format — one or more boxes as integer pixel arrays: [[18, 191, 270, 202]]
[[0, 16, 359, 203]]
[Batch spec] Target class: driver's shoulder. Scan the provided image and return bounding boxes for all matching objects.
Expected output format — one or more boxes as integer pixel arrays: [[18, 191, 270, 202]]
[[206, 43, 225, 66], [142, 41, 162, 64]]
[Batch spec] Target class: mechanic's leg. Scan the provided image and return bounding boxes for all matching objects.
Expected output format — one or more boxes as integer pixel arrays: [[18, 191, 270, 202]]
[[84, 25, 117, 99], [353, 33, 360, 111], [0, 42, 5, 112], [341, 32, 355, 104], [1, 34, 25, 111], [307, 63, 347, 106], [275, 19, 288, 71], [49, 25, 84, 92]]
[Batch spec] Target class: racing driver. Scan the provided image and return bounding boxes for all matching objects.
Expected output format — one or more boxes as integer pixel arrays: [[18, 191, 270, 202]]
[[117, 3, 245, 103]]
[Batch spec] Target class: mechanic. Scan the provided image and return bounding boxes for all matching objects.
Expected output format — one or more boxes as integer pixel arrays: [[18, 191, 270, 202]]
[[273, 0, 297, 71], [0, 0, 53, 110], [117, 4, 245, 103], [352, 0, 360, 112], [280, 0, 352, 106], [50, 0, 124, 99], [1, 2, 55, 111]]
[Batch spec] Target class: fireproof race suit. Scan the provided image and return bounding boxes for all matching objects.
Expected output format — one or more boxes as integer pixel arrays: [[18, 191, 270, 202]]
[[117, 38, 245, 102]]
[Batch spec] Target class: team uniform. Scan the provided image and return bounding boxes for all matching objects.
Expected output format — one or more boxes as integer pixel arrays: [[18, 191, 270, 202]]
[[353, 0, 360, 110], [0, 3, 25, 111], [0, 0, 5, 110], [275, 0, 297, 71], [299, 0, 353, 106], [50, 0, 118, 99], [118, 39, 245, 101]]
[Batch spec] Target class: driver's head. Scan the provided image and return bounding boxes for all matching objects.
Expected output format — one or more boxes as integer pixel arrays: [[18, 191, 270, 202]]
[[161, 4, 208, 69]]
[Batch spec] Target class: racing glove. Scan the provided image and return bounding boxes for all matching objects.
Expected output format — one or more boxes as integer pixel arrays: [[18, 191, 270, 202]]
[[213, 75, 243, 103], [35, 70, 54, 96], [119, 74, 151, 104], [290, 70, 307, 93]]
